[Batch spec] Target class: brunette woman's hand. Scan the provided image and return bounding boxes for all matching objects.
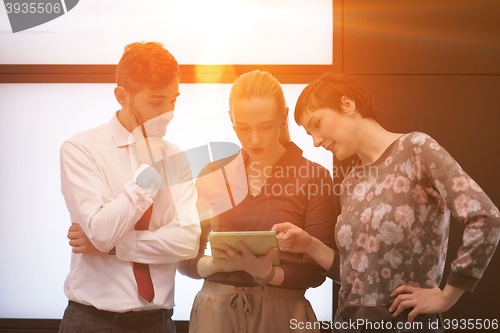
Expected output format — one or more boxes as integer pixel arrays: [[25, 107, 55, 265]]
[[213, 241, 277, 279], [389, 284, 465, 322], [272, 222, 312, 254], [273, 222, 335, 271]]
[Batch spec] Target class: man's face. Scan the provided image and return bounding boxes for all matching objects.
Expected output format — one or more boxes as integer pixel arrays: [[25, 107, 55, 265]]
[[128, 76, 180, 137]]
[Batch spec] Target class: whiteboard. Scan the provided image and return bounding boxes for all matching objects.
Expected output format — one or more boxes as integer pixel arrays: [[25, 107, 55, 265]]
[[0, 0, 332, 65]]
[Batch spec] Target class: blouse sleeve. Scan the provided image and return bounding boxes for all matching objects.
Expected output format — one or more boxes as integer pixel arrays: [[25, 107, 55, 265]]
[[177, 218, 210, 279], [279, 166, 337, 289], [323, 248, 341, 284], [177, 163, 215, 279], [415, 133, 500, 291]]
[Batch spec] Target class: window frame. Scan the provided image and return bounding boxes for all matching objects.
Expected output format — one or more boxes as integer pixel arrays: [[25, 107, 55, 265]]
[[0, 1, 341, 84]]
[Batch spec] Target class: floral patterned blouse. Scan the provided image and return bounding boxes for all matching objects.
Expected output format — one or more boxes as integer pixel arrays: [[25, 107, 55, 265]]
[[329, 132, 500, 321]]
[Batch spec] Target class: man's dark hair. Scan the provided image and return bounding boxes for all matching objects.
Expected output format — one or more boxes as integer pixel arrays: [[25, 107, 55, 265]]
[[116, 41, 181, 95]]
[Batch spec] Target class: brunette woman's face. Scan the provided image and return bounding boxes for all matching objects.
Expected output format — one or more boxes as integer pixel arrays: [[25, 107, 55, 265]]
[[230, 97, 284, 161], [300, 106, 358, 161]]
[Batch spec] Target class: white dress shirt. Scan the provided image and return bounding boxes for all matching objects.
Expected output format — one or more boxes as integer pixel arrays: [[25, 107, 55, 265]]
[[60, 112, 200, 312]]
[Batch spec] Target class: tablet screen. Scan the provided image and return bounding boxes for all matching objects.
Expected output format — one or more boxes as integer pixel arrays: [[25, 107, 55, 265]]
[[208, 231, 280, 268]]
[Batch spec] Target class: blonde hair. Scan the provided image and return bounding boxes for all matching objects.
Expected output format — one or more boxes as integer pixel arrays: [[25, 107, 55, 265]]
[[229, 70, 290, 146]]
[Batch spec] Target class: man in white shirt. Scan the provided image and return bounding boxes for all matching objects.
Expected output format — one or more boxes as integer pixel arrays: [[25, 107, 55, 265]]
[[58, 42, 200, 333]]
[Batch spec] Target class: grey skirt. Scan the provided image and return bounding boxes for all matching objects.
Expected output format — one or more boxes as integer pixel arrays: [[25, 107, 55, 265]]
[[189, 280, 319, 333]]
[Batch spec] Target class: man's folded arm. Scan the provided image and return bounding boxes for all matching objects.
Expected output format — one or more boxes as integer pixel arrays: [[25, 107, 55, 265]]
[[115, 148, 201, 264], [60, 140, 159, 252]]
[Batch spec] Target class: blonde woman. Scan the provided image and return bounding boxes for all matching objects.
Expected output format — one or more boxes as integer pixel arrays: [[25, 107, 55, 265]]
[[178, 70, 336, 333]]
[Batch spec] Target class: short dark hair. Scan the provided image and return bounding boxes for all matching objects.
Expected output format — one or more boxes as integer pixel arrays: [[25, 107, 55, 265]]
[[294, 72, 375, 125], [116, 41, 181, 95]]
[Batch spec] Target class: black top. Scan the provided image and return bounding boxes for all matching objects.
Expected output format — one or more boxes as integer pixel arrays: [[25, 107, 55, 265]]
[[178, 142, 337, 290]]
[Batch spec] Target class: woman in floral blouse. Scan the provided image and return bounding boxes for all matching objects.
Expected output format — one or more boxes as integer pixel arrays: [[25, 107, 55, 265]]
[[273, 73, 500, 333]]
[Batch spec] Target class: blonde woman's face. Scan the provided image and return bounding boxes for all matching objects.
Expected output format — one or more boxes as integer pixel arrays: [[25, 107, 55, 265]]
[[230, 96, 284, 161]]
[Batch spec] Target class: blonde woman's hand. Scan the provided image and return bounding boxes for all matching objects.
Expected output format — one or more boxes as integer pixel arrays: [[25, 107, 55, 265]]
[[213, 242, 277, 279], [196, 255, 235, 278]]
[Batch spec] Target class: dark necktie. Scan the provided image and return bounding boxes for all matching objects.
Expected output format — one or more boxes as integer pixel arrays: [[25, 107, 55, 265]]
[[132, 205, 155, 302]]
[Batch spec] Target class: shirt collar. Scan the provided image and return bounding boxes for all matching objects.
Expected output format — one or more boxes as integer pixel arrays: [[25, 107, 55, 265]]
[[109, 111, 136, 147]]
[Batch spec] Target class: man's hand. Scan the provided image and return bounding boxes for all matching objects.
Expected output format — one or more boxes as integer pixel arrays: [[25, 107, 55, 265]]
[[272, 222, 312, 254], [213, 242, 277, 279], [389, 283, 465, 322], [67, 223, 107, 256]]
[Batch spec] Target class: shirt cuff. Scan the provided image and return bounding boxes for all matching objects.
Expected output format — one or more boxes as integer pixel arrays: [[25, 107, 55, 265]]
[[115, 230, 139, 261], [446, 270, 480, 292], [134, 164, 162, 190], [322, 249, 341, 284]]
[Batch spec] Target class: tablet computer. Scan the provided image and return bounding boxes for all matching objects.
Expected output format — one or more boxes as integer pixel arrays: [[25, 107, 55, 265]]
[[208, 231, 280, 269]]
